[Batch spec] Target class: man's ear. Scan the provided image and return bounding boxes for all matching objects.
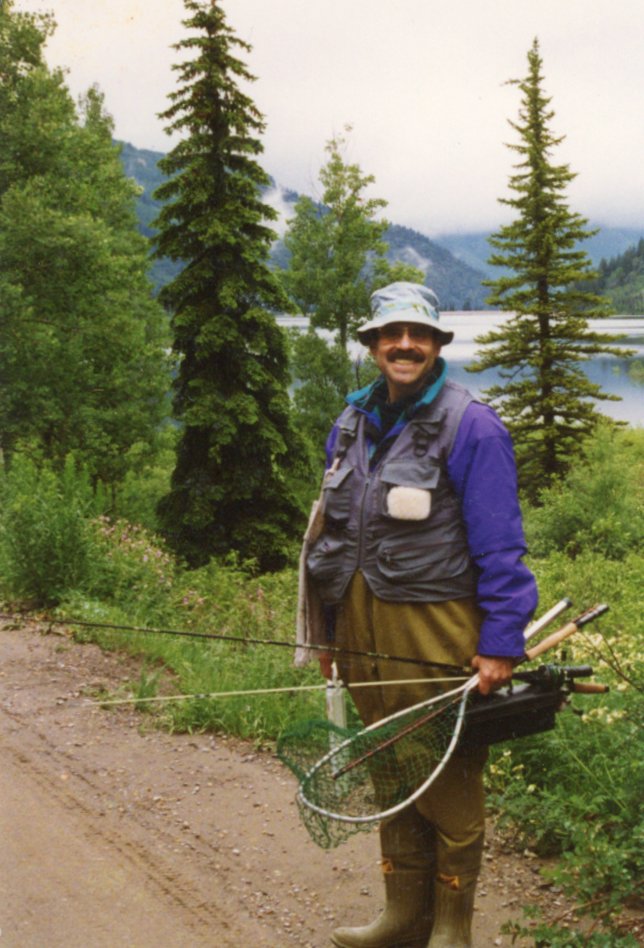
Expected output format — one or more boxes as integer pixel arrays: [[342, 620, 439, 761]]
[[367, 331, 379, 355]]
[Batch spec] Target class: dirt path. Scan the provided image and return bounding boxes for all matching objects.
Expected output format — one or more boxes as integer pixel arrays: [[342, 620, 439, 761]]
[[0, 618, 571, 946]]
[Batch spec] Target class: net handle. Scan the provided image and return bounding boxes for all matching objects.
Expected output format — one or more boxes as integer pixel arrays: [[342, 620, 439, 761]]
[[570, 682, 610, 694]]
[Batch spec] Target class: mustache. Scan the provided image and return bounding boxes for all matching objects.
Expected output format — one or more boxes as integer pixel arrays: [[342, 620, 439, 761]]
[[386, 349, 425, 362]]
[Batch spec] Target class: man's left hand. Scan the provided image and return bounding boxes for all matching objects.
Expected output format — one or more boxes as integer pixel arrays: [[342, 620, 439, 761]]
[[471, 655, 515, 695]]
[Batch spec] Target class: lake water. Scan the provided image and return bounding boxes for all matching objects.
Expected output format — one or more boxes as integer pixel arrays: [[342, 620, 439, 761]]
[[278, 312, 644, 427]]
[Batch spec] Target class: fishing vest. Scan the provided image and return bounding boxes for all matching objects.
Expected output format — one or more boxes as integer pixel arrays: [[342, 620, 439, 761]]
[[307, 379, 478, 606]]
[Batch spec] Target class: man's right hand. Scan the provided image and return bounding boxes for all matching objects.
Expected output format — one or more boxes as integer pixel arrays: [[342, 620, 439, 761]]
[[471, 654, 515, 695]]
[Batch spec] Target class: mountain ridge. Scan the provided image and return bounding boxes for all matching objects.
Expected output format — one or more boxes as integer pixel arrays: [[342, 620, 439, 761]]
[[118, 141, 644, 310]]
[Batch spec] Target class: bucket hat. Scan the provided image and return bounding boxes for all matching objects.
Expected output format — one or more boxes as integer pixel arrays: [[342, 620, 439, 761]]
[[357, 282, 454, 345]]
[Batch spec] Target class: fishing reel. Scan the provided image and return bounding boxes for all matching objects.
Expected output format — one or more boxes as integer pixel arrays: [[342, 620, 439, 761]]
[[460, 663, 609, 749]]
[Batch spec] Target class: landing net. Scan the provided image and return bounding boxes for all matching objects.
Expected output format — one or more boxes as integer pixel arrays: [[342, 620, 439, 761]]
[[277, 689, 466, 849]]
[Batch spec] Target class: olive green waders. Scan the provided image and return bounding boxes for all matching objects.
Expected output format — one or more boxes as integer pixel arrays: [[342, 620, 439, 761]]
[[331, 573, 486, 947]]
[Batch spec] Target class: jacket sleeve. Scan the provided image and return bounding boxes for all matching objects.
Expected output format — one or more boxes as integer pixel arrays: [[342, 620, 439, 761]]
[[325, 423, 340, 468], [447, 402, 538, 658]]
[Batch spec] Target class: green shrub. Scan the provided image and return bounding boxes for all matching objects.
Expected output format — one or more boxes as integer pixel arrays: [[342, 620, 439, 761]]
[[85, 517, 177, 625], [525, 425, 644, 560], [488, 544, 643, 942], [0, 455, 103, 605]]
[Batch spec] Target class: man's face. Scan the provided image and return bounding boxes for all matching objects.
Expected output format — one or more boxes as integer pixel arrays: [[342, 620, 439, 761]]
[[369, 322, 442, 401]]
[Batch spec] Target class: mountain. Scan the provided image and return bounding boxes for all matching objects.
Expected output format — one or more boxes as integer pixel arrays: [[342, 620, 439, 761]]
[[118, 141, 644, 312], [436, 227, 644, 279], [381, 224, 486, 310], [118, 141, 488, 308], [586, 238, 644, 315], [437, 227, 644, 314], [119, 141, 183, 291]]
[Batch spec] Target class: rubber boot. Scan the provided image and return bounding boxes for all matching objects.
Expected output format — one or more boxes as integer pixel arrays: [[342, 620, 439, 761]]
[[425, 879, 476, 948], [331, 808, 435, 948], [331, 868, 433, 948]]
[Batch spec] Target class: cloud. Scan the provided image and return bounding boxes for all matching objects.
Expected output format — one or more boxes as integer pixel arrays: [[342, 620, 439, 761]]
[[13, 0, 644, 234], [262, 185, 297, 239]]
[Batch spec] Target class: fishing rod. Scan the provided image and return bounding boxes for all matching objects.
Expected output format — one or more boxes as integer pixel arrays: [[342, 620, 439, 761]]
[[0, 611, 469, 674], [0, 596, 574, 676]]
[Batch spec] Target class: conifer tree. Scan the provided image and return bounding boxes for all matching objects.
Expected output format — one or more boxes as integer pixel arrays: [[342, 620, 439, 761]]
[[471, 39, 629, 498], [154, 0, 309, 571]]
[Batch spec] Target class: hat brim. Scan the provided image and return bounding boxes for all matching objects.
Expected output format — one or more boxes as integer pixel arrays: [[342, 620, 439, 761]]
[[357, 315, 453, 346]]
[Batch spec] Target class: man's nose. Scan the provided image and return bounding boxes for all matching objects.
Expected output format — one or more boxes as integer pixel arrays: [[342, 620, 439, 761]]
[[398, 328, 413, 348]]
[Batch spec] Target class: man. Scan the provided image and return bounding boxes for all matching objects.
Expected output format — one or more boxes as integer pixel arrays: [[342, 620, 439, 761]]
[[304, 282, 538, 947]]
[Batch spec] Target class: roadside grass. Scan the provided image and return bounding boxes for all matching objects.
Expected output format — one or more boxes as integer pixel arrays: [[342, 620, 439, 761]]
[[59, 566, 326, 743], [488, 432, 644, 945]]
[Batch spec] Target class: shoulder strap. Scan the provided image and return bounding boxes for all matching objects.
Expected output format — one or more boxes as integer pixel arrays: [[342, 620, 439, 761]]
[[333, 408, 361, 462]]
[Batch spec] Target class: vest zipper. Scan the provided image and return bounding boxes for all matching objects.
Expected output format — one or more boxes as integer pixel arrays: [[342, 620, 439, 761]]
[[356, 473, 372, 571]]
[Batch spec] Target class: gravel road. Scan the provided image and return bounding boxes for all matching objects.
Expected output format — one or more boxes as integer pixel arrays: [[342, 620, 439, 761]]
[[0, 617, 585, 946]]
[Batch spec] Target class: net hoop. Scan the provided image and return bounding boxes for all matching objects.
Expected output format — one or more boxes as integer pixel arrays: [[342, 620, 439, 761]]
[[297, 678, 478, 824]]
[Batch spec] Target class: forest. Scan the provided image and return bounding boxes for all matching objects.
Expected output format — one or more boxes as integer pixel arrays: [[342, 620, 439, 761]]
[[591, 238, 644, 315], [0, 3, 641, 944]]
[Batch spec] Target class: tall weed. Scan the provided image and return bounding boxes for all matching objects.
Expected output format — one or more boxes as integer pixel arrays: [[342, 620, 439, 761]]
[[0, 455, 103, 605]]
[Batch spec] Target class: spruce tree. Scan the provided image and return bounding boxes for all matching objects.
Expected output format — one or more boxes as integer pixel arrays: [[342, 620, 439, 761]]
[[470, 38, 630, 498], [154, 0, 309, 571]]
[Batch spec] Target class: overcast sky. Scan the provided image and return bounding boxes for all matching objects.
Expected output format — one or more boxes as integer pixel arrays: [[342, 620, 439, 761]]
[[13, 0, 644, 235]]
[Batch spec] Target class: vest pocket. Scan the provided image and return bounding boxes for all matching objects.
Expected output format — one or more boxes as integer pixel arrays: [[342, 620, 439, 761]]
[[377, 539, 468, 582], [306, 534, 347, 583], [377, 540, 437, 580], [380, 459, 440, 521], [322, 464, 354, 526]]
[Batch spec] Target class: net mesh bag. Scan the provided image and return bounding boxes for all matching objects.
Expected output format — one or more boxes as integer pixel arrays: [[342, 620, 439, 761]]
[[277, 692, 465, 849]]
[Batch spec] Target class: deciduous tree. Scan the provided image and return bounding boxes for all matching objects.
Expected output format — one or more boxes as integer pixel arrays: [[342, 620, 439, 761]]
[[0, 3, 169, 488], [282, 134, 424, 458], [282, 129, 390, 353]]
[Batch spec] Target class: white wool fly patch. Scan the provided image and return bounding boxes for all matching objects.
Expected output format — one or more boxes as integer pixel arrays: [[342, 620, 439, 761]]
[[386, 486, 431, 520]]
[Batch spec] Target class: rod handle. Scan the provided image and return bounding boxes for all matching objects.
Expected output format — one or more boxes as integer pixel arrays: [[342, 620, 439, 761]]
[[570, 682, 610, 694], [524, 604, 608, 662]]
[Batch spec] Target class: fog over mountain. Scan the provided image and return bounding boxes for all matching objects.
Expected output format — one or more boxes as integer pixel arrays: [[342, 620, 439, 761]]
[[120, 142, 644, 311]]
